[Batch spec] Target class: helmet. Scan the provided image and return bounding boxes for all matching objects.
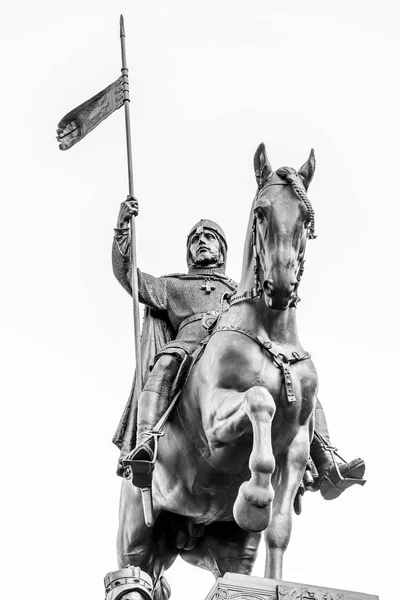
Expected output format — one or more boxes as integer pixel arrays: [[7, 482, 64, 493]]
[[186, 219, 228, 268]]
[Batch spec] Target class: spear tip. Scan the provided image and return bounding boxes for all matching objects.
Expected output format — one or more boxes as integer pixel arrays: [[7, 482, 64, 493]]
[[120, 14, 125, 36]]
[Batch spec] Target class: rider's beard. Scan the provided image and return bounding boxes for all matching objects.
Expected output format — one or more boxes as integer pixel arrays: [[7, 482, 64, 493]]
[[191, 248, 222, 268]]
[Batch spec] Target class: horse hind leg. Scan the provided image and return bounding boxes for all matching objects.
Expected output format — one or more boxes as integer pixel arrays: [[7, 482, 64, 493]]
[[180, 521, 261, 578], [233, 386, 276, 532], [115, 480, 178, 600]]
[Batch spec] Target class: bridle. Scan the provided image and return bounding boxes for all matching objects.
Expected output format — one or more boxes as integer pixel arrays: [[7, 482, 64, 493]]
[[230, 169, 316, 309]]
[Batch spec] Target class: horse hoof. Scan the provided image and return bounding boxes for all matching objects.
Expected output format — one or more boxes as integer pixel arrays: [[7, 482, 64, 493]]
[[233, 487, 273, 532]]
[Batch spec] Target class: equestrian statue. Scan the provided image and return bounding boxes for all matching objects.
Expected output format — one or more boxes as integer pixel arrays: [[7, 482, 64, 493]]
[[104, 144, 366, 600]]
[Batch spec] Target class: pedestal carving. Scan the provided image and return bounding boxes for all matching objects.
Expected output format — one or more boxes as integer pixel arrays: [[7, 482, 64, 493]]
[[205, 573, 378, 600]]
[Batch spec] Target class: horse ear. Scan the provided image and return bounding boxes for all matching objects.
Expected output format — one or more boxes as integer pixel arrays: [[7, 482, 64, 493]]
[[298, 149, 316, 190], [254, 143, 273, 188]]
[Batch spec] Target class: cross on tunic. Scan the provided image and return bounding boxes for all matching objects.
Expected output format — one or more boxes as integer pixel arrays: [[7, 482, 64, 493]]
[[201, 278, 215, 294]]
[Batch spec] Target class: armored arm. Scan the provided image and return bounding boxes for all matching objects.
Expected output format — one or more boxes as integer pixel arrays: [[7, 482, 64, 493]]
[[112, 232, 133, 295], [112, 237, 167, 310], [112, 195, 138, 294], [112, 198, 167, 310]]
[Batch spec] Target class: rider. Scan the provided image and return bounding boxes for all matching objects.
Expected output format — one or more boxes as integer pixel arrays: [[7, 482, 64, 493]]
[[112, 196, 365, 501]]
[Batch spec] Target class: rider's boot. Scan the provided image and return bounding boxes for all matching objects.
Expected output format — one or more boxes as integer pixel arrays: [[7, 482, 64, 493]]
[[122, 355, 180, 489], [104, 567, 153, 600], [310, 434, 366, 501], [309, 398, 366, 500]]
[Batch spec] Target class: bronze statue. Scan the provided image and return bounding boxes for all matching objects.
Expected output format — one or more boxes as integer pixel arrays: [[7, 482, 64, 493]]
[[105, 145, 365, 600]]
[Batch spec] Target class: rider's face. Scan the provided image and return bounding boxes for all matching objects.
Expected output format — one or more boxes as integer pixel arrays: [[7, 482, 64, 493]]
[[189, 229, 221, 267]]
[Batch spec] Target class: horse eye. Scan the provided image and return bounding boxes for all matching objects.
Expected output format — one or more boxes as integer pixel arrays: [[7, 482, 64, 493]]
[[255, 209, 265, 223]]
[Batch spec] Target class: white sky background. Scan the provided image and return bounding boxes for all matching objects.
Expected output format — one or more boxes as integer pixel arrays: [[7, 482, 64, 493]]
[[0, 1, 398, 599]]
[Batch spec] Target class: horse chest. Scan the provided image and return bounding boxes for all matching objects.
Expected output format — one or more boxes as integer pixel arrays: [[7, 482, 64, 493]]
[[215, 338, 312, 399], [258, 360, 288, 398], [260, 359, 317, 417], [215, 344, 317, 428]]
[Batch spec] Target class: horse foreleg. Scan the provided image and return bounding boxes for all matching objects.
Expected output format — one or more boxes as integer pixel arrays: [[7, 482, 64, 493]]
[[232, 386, 276, 533], [264, 424, 310, 580], [209, 390, 250, 445]]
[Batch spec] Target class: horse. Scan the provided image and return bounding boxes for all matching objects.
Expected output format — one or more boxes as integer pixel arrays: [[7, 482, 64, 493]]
[[112, 144, 319, 600]]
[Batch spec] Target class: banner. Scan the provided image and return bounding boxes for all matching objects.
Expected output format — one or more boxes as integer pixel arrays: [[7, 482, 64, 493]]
[[57, 76, 124, 150]]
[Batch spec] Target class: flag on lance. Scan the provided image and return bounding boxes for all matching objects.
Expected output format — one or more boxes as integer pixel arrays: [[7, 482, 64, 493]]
[[55, 16, 144, 444], [56, 76, 125, 150]]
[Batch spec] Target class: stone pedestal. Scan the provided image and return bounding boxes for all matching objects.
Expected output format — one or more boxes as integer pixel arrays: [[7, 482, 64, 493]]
[[204, 573, 378, 600]]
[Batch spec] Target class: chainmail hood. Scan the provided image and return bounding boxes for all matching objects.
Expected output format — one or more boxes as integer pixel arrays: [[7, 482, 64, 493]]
[[186, 219, 228, 271]]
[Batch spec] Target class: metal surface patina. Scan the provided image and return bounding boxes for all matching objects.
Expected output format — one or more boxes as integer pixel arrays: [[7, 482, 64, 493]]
[[105, 145, 366, 600]]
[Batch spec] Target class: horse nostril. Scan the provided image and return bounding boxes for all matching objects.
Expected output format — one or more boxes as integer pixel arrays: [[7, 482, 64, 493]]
[[263, 280, 275, 296]]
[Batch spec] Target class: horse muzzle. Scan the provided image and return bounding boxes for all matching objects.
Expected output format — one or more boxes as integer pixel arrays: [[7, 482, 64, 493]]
[[263, 279, 297, 310]]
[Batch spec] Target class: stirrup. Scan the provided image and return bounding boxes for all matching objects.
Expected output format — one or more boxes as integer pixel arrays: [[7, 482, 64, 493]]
[[104, 566, 153, 600], [123, 431, 164, 465], [122, 431, 164, 484], [121, 432, 164, 527]]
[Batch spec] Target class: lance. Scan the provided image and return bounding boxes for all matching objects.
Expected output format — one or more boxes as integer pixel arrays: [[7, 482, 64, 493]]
[[120, 16, 154, 527], [120, 15, 143, 395]]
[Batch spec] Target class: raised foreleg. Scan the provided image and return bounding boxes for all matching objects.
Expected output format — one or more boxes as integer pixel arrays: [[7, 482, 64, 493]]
[[208, 385, 276, 532], [264, 424, 310, 580], [232, 386, 276, 532]]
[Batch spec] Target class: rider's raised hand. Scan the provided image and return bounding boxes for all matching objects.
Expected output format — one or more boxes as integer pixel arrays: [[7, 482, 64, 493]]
[[117, 195, 139, 228]]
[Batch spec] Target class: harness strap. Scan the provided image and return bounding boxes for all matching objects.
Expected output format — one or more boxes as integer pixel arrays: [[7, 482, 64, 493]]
[[229, 287, 261, 307], [210, 325, 311, 403]]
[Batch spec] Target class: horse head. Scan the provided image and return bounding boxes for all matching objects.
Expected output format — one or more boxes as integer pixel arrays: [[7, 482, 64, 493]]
[[252, 143, 316, 310]]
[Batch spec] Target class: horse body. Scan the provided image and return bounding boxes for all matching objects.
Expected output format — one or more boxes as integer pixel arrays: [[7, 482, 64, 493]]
[[117, 145, 319, 598]]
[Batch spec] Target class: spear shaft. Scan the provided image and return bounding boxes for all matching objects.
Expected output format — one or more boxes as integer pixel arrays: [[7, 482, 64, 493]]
[[120, 15, 143, 394]]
